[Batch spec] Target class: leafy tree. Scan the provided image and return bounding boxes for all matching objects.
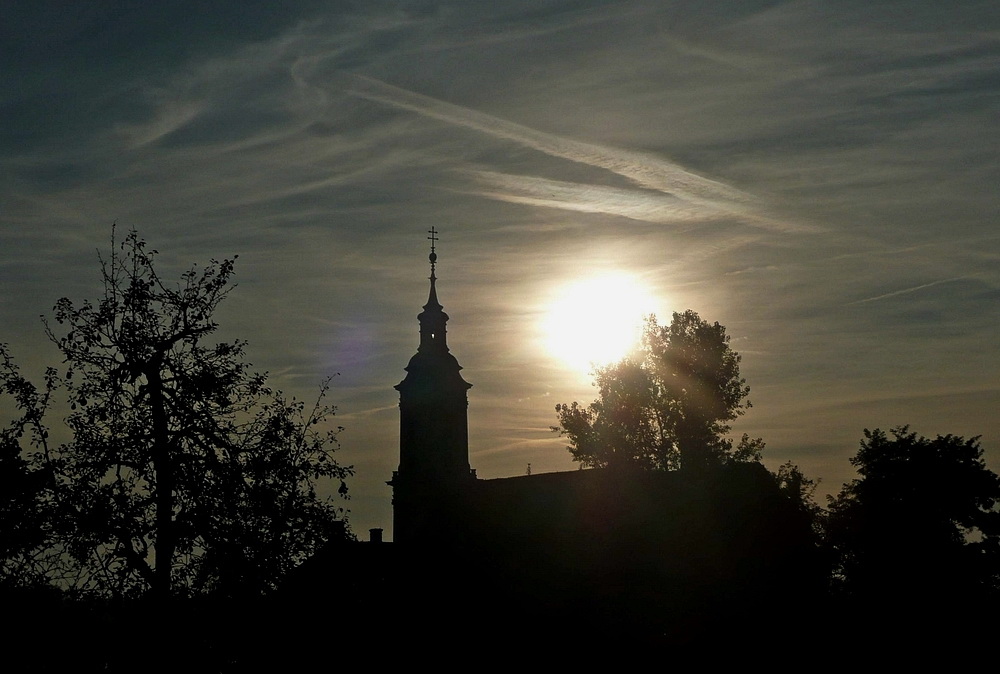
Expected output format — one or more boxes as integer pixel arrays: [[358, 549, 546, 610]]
[[0, 351, 57, 589], [554, 311, 759, 471], [1, 229, 352, 599], [774, 460, 824, 531], [826, 426, 1000, 602]]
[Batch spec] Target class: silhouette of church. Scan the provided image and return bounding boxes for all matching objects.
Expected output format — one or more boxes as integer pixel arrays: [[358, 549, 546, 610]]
[[291, 231, 823, 649], [365, 232, 821, 642]]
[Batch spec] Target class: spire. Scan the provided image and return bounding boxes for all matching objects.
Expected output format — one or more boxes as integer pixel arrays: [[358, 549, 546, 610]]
[[425, 226, 442, 311], [418, 227, 448, 353]]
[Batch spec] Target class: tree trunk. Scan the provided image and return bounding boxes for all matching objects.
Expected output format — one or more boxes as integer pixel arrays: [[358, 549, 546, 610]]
[[147, 364, 174, 600]]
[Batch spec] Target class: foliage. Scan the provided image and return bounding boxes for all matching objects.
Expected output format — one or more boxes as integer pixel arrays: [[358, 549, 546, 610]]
[[0, 350, 57, 588], [773, 460, 825, 543], [826, 426, 1000, 599], [553, 311, 758, 471], [0, 229, 352, 599]]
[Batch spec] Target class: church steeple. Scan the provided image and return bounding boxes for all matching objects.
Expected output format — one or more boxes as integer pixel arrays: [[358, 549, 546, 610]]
[[390, 229, 475, 544], [417, 227, 449, 355]]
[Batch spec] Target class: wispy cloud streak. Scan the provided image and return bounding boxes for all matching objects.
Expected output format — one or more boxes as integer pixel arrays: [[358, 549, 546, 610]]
[[120, 100, 204, 148], [847, 277, 968, 305], [345, 76, 819, 230], [465, 170, 716, 224]]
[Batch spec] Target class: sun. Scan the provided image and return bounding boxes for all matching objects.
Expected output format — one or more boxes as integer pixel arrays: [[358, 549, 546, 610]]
[[542, 273, 659, 374]]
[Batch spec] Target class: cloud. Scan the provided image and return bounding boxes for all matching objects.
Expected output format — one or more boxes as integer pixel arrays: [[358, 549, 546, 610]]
[[119, 101, 205, 148], [344, 75, 822, 233], [464, 170, 717, 225], [346, 75, 728, 200]]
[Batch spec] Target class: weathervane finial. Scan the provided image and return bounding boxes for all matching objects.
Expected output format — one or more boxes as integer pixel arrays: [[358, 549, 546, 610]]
[[427, 227, 439, 277]]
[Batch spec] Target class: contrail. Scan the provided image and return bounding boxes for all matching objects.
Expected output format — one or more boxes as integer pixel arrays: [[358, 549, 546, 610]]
[[347, 77, 753, 206], [847, 277, 967, 305], [345, 75, 815, 233], [465, 170, 714, 224]]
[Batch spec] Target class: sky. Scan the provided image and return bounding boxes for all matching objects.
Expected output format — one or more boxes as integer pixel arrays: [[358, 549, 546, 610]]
[[3, 1, 998, 539]]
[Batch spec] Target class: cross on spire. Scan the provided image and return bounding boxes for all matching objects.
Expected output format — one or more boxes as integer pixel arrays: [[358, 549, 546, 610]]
[[427, 227, 439, 277]]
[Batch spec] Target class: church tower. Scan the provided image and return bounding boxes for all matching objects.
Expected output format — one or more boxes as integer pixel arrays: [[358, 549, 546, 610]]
[[389, 229, 475, 544]]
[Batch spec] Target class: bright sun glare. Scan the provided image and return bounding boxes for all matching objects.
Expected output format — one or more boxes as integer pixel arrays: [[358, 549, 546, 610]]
[[543, 273, 659, 374]]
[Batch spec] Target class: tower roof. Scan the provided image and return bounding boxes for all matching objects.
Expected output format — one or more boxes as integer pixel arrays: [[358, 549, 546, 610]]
[[415, 227, 451, 356], [397, 228, 470, 393]]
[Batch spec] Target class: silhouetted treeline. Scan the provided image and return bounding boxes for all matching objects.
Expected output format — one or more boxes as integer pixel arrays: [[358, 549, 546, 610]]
[[5, 418, 998, 667]]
